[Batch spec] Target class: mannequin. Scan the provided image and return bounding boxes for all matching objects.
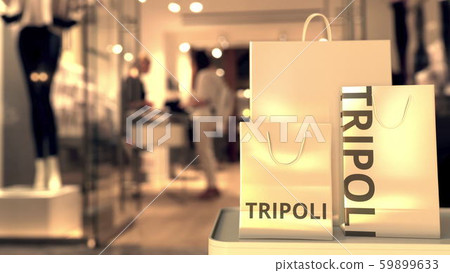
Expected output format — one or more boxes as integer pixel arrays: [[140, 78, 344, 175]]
[[1, 0, 86, 190]]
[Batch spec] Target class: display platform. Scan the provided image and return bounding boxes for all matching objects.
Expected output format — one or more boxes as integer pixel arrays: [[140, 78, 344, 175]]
[[209, 207, 450, 255], [0, 185, 83, 240]]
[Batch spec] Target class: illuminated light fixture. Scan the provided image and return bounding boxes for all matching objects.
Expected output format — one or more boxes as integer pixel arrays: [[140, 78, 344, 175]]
[[168, 2, 181, 13], [130, 67, 140, 78], [190, 2, 203, 13], [211, 47, 222, 59], [87, 238, 96, 249], [138, 0, 147, 3], [319, 38, 328, 42], [124, 52, 134, 62], [216, 68, 225, 77], [179, 42, 191, 53], [112, 44, 123, 55], [242, 108, 251, 118], [243, 89, 251, 99]]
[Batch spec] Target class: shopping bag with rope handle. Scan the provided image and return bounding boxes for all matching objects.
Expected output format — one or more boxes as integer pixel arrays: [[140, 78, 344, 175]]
[[250, 13, 392, 225], [341, 85, 440, 238], [240, 121, 333, 240]]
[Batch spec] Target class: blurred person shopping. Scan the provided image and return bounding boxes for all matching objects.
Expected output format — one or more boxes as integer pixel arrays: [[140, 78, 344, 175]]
[[189, 50, 229, 200], [121, 54, 152, 184]]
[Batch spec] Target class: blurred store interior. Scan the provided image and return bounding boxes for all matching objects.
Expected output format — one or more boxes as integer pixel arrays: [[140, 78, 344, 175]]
[[0, 0, 449, 254]]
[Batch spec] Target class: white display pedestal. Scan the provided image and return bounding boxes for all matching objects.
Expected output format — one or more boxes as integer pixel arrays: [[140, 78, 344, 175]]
[[209, 208, 450, 255], [0, 185, 82, 239]]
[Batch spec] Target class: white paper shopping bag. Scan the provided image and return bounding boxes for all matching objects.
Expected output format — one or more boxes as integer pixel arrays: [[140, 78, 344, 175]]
[[250, 14, 392, 225], [341, 85, 440, 238], [240, 122, 333, 240]]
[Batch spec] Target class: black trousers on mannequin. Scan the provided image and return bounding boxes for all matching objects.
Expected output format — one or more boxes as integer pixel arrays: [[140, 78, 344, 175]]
[[18, 26, 61, 158], [392, 1, 409, 85]]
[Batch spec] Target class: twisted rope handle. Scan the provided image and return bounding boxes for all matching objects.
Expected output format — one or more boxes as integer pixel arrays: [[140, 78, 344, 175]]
[[267, 132, 306, 165], [372, 87, 412, 129], [302, 13, 333, 42]]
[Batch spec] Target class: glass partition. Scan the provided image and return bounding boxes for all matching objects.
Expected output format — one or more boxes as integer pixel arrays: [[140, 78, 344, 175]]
[[80, 0, 141, 246]]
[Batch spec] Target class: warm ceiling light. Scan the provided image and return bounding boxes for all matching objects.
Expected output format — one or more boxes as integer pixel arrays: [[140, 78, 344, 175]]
[[124, 52, 134, 62], [138, 0, 147, 3], [243, 89, 251, 99], [168, 2, 181, 13], [216, 68, 225, 77], [112, 44, 123, 55], [130, 67, 140, 78], [211, 48, 222, 59], [242, 108, 251, 118], [179, 42, 191, 53], [190, 2, 203, 13]]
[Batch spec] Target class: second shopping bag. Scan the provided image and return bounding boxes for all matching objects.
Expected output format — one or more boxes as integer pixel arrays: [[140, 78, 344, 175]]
[[341, 85, 441, 238]]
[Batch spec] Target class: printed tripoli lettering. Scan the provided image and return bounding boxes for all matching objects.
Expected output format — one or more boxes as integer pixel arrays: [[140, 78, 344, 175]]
[[245, 202, 327, 220], [342, 86, 376, 237]]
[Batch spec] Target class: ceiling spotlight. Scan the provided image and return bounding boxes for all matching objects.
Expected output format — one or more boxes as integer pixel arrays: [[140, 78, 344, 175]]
[[124, 52, 134, 62], [130, 67, 139, 78], [243, 89, 251, 99], [138, 0, 147, 3], [216, 68, 225, 77], [211, 48, 222, 59], [168, 2, 181, 13], [112, 44, 123, 55], [179, 42, 191, 53], [190, 2, 203, 13], [242, 108, 251, 118]]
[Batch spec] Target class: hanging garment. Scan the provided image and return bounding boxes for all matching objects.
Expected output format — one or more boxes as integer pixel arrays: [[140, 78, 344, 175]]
[[414, 1, 430, 73], [392, 0, 409, 85], [441, 0, 450, 77], [1, 0, 85, 28]]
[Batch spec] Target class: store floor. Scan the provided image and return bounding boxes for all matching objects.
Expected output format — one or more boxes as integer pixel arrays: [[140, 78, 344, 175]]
[[0, 163, 240, 255]]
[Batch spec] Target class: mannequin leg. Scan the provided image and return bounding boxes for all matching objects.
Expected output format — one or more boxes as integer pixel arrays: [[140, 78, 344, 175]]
[[19, 27, 48, 189], [19, 27, 47, 159], [41, 29, 62, 190], [34, 159, 46, 190], [18, 27, 62, 190]]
